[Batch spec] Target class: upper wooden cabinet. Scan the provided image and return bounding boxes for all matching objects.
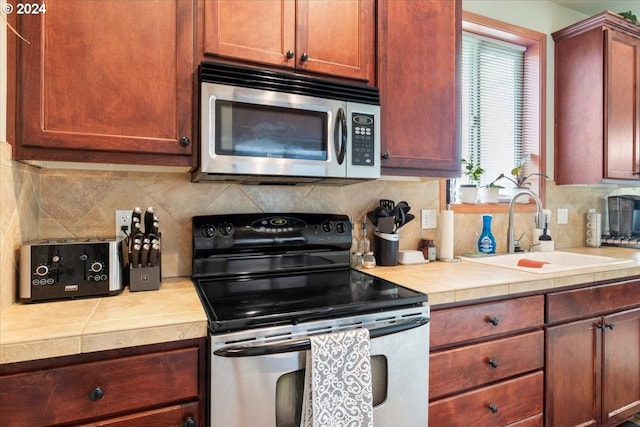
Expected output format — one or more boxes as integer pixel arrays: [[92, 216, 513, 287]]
[[553, 11, 640, 184], [377, 0, 461, 177], [203, 0, 375, 83], [13, 0, 196, 167]]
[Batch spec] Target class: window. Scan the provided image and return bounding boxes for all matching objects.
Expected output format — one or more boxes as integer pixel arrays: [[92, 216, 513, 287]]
[[448, 12, 546, 212], [462, 33, 525, 191]]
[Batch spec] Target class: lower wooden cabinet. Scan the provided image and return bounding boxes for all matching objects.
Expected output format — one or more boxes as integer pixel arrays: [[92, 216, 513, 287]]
[[429, 371, 543, 427], [546, 279, 640, 427], [81, 402, 199, 427], [0, 339, 206, 427], [429, 296, 544, 426], [430, 331, 543, 400]]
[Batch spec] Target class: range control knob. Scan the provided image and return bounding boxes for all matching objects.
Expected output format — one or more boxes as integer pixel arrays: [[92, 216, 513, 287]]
[[52, 254, 62, 263], [35, 264, 49, 276], [322, 220, 333, 233], [219, 222, 234, 237], [201, 225, 216, 238], [336, 222, 346, 234], [90, 261, 103, 273]]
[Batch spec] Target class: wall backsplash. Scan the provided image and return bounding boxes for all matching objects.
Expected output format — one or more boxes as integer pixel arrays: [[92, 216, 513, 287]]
[[0, 140, 623, 312]]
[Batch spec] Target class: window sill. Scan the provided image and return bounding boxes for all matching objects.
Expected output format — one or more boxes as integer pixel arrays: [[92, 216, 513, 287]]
[[439, 181, 544, 214]]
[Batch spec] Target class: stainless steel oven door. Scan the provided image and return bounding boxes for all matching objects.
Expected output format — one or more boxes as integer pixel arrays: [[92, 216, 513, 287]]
[[209, 306, 429, 427]]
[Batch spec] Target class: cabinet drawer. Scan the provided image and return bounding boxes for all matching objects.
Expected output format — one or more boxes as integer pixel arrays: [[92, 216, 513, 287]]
[[547, 278, 640, 323], [430, 295, 544, 348], [0, 347, 199, 427], [430, 330, 544, 399], [429, 371, 543, 427], [80, 402, 199, 427]]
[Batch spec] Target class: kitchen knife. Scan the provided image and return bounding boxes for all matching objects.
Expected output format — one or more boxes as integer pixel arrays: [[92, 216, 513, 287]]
[[149, 243, 160, 266], [144, 207, 155, 235]]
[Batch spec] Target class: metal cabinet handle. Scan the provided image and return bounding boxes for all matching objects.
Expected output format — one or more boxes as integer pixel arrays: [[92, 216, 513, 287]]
[[487, 316, 499, 326], [286, 50, 295, 59], [214, 316, 429, 357], [179, 136, 190, 147], [488, 404, 498, 414], [88, 386, 104, 401], [300, 52, 309, 62], [381, 152, 390, 160], [183, 417, 196, 427], [488, 359, 499, 369]]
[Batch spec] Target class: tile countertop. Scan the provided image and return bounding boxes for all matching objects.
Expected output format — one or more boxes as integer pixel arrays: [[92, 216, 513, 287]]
[[0, 278, 208, 364], [3, 247, 640, 365], [364, 247, 640, 306]]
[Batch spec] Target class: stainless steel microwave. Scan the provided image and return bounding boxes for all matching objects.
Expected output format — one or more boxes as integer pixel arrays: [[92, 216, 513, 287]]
[[192, 62, 381, 185]]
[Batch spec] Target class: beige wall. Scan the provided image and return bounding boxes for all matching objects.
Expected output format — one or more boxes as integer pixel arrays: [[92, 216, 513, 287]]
[[0, 1, 631, 312]]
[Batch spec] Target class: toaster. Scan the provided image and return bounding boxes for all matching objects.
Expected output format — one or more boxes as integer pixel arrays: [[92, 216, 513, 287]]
[[20, 238, 124, 303]]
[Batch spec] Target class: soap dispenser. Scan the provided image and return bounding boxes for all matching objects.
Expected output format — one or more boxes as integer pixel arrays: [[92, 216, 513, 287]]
[[478, 214, 496, 254]]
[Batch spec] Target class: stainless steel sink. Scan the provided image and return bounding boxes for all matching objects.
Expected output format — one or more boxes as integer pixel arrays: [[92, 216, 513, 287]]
[[460, 251, 634, 274]]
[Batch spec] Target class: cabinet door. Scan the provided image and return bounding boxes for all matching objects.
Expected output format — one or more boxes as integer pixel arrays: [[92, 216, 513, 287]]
[[204, 0, 296, 67], [377, 0, 461, 177], [545, 317, 601, 427], [605, 28, 640, 180], [296, 0, 374, 82], [602, 308, 640, 426], [204, 0, 374, 82], [15, 0, 195, 166]]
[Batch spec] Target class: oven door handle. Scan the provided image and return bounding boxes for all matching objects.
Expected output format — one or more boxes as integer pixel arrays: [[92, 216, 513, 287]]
[[213, 316, 429, 357]]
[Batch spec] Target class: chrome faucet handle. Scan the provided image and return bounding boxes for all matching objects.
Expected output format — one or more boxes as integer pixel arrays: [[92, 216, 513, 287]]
[[513, 232, 526, 252]]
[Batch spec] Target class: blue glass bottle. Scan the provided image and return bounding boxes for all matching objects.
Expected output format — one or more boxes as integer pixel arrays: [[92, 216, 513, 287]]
[[478, 214, 496, 253]]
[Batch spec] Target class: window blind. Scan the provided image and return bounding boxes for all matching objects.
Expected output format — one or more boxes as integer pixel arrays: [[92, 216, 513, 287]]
[[461, 32, 528, 191]]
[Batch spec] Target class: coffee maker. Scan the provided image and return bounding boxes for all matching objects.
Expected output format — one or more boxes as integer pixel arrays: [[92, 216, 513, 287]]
[[607, 195, 640, 238]]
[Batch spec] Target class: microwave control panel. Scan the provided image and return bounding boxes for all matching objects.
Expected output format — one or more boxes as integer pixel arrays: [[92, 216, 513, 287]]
[[351, 113, 375, 166]]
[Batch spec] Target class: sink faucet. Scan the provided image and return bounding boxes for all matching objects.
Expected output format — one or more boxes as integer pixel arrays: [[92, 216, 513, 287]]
[[507, 188, 544, 253]]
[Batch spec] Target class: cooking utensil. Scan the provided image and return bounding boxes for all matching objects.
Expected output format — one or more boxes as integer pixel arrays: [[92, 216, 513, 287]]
[[380, 199, 395, 211], [378, 216, 397, 233]]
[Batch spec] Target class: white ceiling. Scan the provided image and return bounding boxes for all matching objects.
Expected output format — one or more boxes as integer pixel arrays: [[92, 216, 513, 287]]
[[550, 0, 640, 17]]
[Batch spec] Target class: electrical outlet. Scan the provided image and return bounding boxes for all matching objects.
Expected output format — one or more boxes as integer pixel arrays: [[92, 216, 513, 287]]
[[115, 210, 132, 238], [421, 209, 437, 229], [557, 208, 569, 225]]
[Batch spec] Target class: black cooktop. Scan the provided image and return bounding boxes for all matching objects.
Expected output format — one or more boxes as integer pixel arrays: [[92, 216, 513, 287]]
[[191, 212, 427, 333], [194, 268, 427, 333]]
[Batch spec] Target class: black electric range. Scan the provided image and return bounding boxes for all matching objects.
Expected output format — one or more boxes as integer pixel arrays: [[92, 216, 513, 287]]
[[191, 213, 427, 333]]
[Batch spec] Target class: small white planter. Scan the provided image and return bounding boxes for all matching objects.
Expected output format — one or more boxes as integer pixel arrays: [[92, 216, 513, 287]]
[[479, 187, 500, 204], [457, 185, 478, 204]]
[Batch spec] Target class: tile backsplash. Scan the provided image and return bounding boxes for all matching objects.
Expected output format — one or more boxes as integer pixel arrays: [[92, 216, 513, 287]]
[[0, 140, 621, 312]]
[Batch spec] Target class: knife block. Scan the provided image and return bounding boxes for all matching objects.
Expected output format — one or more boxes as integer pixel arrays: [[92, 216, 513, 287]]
[[127, 249, 162, 291], [129, 265, 161, 291]]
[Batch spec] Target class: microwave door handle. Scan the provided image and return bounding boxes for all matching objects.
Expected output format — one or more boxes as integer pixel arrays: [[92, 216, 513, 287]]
[[213, 316, 429, 357], [334, 107, 347, 165]]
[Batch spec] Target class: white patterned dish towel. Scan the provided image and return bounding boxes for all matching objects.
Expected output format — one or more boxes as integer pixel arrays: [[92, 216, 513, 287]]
[[301, 328, 374, 427]]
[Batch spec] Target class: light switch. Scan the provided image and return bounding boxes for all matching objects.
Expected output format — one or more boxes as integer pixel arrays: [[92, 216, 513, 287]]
[[557, 208, 569, 225]]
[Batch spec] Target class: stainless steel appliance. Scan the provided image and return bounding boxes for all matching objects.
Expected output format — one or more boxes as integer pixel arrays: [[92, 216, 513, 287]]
[[193, 62, 381, 185], [603, 195, 640, 248], [20, 238, 123, 302], [192, 213, 430, 427]]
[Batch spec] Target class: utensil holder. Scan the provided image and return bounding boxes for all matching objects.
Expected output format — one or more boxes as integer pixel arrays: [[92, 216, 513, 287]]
[[374, 232, 399, 266]]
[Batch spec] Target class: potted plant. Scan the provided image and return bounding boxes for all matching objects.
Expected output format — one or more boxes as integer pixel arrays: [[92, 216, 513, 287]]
[[478, 179, 504, 204], [458, 159, 485, 204], [494, 154, 549, 202]]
